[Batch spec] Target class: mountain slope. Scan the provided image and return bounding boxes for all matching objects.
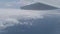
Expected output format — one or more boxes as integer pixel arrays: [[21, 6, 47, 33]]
[[21, 2, 59, 10]]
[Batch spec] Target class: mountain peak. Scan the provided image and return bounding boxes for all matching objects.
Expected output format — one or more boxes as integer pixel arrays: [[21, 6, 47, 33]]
[[21, 2, 59, 10]]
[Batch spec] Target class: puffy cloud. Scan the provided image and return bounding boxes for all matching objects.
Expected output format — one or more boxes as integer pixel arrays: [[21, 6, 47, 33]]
[[0, 9, 42, 30], [0, 9, 59, 34], [0, 9, 47, 29]]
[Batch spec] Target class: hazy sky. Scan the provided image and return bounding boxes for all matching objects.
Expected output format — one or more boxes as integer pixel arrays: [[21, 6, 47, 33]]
[[0, 0, 60, 34], [0, 0, 60, 9]]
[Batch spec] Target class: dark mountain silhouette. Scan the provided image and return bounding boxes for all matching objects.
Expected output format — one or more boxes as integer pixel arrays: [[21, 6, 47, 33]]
[[21, 2, 59, 10]]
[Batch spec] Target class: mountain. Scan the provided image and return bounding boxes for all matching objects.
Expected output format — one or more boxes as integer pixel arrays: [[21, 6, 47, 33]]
[[21, 2, 59, 10]]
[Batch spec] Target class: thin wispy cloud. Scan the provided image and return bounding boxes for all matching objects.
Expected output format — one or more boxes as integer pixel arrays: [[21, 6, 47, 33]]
[[0, 0, 60, 9]]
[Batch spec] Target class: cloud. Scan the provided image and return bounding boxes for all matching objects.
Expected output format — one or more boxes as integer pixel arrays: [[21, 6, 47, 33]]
[[0, 9, 59, 34], [0, 0, 60, 9], [0, 9, 44, 30]]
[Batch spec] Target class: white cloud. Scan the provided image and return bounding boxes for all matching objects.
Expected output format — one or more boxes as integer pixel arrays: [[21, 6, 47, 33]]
[[0, 9, 59, 33], [0, 9, 44, 30]]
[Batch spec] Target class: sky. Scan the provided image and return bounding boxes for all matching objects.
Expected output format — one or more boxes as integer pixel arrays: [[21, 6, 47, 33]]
[[0, 0, 60, 9], [0, 0, 60, 34]]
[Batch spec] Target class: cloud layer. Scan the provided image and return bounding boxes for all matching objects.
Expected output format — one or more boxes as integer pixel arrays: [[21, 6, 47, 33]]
[[0, 9, 51, 29], [0, 9, 60, 34]]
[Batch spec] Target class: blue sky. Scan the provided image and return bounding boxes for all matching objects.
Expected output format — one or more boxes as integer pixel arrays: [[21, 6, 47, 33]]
[[0, 0, 60, 9]]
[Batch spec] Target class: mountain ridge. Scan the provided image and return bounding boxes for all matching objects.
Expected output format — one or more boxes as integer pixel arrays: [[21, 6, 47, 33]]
[[21, 2, 59, 10]]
